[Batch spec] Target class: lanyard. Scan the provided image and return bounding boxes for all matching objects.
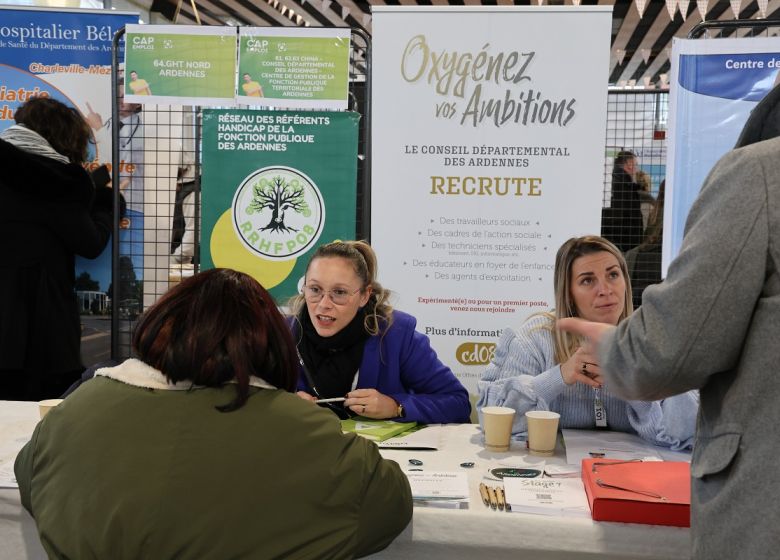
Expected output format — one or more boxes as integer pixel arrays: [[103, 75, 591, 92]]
[[594, 387, 608, 428]]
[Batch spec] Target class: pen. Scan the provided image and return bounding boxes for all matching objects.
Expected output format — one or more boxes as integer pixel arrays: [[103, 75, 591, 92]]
[[487, 485, 498, 510], [479, 483, 491, 507], [496, 486, 506, 511], [314, 397, 346, 403]]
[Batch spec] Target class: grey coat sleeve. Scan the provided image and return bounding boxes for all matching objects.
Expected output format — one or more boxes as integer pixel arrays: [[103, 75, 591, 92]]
[[600, 142, 771, 400]]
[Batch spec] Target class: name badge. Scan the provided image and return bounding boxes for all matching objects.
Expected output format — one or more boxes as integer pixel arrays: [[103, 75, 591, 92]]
[[594, 388, 607, 428]]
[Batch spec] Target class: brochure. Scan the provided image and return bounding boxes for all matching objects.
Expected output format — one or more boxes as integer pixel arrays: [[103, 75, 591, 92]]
[[503, 477, 590, 517], [340, 417, 417, 442], [378, 424, 441, 449]]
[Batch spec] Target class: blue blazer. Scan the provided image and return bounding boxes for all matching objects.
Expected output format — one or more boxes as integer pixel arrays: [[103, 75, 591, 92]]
[[292, 311, 471, 424]]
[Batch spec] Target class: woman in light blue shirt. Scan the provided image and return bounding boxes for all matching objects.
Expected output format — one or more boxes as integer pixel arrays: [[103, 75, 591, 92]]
[[478, 236, 697, 450]]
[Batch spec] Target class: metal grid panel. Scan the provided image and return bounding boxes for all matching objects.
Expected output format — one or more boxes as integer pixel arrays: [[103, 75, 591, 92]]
[[602, 90, 668, 309], [107, 28, 370, 361]]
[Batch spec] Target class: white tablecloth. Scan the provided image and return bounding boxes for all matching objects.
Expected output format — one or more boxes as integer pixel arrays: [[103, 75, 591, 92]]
[[372, 424, 691, 560], [0, 401, 691, 560], [0, 401, 47, 560]]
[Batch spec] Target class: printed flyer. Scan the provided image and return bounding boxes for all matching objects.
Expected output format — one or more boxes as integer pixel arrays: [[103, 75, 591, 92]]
[[665, 36, 780, 272], [201, 109, 359, 302], [238, 27, 350, 109], [371, 6, 612, 393], [124, 24, 237, 106]]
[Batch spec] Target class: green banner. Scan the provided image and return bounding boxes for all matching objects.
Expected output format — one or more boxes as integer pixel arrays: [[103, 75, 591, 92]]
[[201, 109, 360, 302], [124, 24, 236, 104], [238, 28, 350, 109]]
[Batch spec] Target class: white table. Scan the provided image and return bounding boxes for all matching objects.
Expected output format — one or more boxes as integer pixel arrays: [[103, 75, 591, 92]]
[[371, 424, 691, 560], [0, 401, 47, 560], [0, 402, 691, 560]]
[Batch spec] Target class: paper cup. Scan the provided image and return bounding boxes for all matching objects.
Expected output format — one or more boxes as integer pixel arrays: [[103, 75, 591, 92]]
[[39, 399, 64, 419], [526, 410, 560, 456], [482, 406, 516, 452]]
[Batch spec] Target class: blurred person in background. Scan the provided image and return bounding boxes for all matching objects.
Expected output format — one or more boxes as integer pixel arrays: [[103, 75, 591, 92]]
[[609, 150, 644, 252]]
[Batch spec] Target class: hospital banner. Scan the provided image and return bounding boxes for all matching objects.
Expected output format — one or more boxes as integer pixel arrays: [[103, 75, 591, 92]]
[[371, 6, 612, 393], [0, 6, 137, 304], [124, 24, 237, 106], [201, 109, 359, 302], [665, 37, 780, 273], [238, 27, 350, 110]]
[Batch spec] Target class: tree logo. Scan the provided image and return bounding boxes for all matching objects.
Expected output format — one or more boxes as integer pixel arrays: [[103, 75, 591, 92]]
[[232, 166, 325, 261]]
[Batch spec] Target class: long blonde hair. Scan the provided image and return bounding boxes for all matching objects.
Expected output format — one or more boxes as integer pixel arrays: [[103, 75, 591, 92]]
[[540, 235, 633, 364], [289, 240, 394, 336]]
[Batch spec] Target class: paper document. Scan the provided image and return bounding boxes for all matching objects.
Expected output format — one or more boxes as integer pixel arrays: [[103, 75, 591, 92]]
[[503, 477, 590, 517], [562, 429, 664, 465], [379, 425, 441, 450], [406, 471, 470, 503]]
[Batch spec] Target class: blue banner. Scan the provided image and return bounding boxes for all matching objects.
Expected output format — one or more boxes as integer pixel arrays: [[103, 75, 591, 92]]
[[0, 7, 137, 304], [665, 38, 780, 273]]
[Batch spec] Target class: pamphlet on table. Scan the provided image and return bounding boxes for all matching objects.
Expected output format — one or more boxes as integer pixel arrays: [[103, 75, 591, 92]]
[[378, 424, 441, 450], [340, 417, 417, 442], [406, 471, 470, 508], [503, 477, 590, 517], [561, 429, 665, 465]]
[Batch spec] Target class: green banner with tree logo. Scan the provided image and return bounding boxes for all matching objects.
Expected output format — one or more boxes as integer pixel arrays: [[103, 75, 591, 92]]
[[201, 109, 360, 302]]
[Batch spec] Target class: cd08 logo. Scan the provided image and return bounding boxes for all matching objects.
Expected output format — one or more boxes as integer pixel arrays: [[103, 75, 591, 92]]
[[456, 342, 496, 366]]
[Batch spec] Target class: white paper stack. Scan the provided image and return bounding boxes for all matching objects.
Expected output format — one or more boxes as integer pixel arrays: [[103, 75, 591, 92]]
[[503, 477, 590, 517], [406, 471, 470, 508], [543, 464, 580, 478]]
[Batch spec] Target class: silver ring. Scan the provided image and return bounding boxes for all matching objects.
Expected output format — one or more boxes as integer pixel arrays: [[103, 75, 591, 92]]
[[362, 404, 366, 413]]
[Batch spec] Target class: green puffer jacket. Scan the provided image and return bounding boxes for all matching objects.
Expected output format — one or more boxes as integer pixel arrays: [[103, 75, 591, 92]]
[[15, 361, 412, 560]]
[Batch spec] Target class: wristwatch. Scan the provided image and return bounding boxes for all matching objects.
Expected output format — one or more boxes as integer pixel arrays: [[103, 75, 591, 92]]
[[396, 401, 405, 418]]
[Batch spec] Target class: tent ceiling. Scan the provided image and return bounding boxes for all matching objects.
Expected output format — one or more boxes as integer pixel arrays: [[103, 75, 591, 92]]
[[160, 0, 780, 87]]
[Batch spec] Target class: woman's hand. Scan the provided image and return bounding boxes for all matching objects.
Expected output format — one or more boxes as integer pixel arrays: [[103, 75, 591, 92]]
[[560, 347, 603, 388], [296, 391, 317, 403], [345, 388, 399, 419]]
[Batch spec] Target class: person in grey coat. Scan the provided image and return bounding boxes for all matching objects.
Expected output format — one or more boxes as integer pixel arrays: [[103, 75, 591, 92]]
[[558, 83, 780, 560]]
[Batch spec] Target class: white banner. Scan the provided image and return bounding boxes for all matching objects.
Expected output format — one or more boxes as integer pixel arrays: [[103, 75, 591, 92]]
[[371, 6, 612, 393], [665, 37, 780, 274]]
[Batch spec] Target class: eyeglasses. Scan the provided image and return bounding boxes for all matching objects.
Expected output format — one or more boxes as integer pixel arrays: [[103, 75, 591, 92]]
[[303, 285, 362, 305]]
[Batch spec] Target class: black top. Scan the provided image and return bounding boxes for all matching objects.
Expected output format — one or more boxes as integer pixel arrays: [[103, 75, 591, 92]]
[[0, 139, 112, 399]]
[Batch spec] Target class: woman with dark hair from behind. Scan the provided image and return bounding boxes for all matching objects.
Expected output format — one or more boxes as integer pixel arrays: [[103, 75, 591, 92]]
[[0, 96, 114, 401], [15, 268, 412, 559]]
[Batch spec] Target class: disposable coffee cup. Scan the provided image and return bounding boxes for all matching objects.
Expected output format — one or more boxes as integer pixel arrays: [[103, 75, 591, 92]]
[[525, 410, 560, 456], [482, 406, 516, 452], [39, 399, 64, 419]]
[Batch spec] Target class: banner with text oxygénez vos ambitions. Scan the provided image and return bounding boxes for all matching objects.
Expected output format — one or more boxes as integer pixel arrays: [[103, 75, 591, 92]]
[[371, 6, 612, 393], [200, 109, 359, 303]]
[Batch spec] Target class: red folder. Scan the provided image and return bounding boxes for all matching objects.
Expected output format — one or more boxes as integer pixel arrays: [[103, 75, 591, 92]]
[[581, 458, 690, 527]]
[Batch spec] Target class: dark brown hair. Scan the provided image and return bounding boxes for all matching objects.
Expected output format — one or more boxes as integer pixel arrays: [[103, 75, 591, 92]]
[[612, 149, 636, 174], [14, 96, 92, 164], [133, 268, 298, 411]]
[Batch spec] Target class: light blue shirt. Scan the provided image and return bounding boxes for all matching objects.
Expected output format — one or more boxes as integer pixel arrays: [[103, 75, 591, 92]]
[[477, 315, 697, 450]]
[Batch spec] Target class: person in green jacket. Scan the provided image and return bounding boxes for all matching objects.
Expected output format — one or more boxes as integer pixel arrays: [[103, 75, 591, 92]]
[[15, 268, 412, 560]]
